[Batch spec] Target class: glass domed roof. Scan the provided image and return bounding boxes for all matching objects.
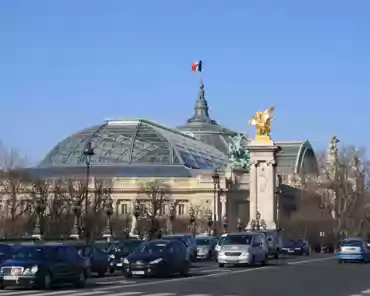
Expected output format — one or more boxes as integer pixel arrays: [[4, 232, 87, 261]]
[[39, 119, 229, 170]]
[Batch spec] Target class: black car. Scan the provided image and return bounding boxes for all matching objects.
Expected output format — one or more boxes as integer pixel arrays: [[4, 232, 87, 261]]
[[111, 240, 143, 272], [282, 239, 310, 255], [0, 244, 88, 289], [123, 239, 189, 277], [70, 243, 110, 277]]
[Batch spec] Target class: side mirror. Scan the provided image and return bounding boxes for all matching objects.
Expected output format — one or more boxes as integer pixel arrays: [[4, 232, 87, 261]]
[[253, 243, 261, 247]]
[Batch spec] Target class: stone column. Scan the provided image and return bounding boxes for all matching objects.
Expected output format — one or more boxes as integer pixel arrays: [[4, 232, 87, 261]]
[[247, 141, 279, 230], [220, 196, 227, 218]]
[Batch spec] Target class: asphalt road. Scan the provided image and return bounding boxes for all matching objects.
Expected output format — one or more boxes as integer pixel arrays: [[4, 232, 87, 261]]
[[1, 254, 370, 296]]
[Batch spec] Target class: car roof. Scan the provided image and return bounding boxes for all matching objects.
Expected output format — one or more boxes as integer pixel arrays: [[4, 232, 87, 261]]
[[144, 239, 173, 244], [344, 237, 364, 241]]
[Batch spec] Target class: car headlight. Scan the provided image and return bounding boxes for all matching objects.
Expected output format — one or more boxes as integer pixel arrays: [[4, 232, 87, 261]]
[[218, 252, 225, 256], [23, 265, 38, 274], [109, 254, 115, 260], [241, 252, 249, 257], [149, 258, 163, 264], [295, 248, 301, 250], [123, 258, 129, 264]]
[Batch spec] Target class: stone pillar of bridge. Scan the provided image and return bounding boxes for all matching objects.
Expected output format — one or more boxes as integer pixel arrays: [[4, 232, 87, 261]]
[[247, 140, 279, 230]]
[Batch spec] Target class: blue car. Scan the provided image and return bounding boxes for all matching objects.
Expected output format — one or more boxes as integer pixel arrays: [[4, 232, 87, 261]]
[[337, 238, 369, 263]]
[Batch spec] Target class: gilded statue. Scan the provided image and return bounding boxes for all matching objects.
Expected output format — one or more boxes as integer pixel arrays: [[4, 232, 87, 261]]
[[248, 107, 275, 141]]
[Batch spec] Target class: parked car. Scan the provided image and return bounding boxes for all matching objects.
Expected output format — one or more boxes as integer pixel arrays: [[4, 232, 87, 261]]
[[217, 232, 268, 267], [163, 235, 197, 261], [110, 240, 143, 272], [0, 244, 88, 289], [337, 237, 369, 263], [282, 239, 310, 255], [195, 237, 218, 260], [256, 230, 283, 259], [70, 243, 110, 277], [122, 239, 189, 277]]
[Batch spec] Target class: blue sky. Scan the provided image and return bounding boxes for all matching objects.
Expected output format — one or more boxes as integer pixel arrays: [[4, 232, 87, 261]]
[[0, 0, 369, 165]]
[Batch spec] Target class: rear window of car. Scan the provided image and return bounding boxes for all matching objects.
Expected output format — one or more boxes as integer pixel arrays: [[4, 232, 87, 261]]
[[342, 240, 363, 247]]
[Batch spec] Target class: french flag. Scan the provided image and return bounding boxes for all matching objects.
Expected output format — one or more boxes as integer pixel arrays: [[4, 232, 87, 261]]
[[192, 60, 202, 72]]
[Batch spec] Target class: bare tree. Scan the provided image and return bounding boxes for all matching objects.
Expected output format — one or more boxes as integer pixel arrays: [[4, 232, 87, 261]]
[[0, 143, 31, 224], [139, 180, 171, 238], [307, 144, 369, 241]]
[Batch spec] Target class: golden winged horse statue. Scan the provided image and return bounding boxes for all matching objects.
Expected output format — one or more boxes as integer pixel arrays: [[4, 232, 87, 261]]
[[248, 107, 275, 141]]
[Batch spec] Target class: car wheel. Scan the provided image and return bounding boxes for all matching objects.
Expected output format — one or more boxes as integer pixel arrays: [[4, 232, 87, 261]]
[[39, 272, 52, 289], [0, 283, 5, 289], [338, 260, 343, 264], [274, 252, 279, 259], [249, 255, 256, 266], [124, 272, 133, 278], [180, 266, 189, 277], [75, 270, 86, 288], [218, 263, 224, 268], [98, 268, 106, 277], [261, 254, 268, 265]]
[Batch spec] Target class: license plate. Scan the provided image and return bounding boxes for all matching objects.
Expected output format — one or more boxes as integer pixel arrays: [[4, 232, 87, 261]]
[[132, 271, 145, 275], [3, 275, 19, 281], [116, 263, 123, 267], [349, 249, 356, 252], [288, 249, 294, 253]]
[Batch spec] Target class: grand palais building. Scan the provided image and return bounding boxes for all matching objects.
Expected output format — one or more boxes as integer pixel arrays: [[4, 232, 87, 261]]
[[23, 83, 321, 236]]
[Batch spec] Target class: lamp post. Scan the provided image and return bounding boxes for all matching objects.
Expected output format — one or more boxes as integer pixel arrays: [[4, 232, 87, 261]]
[[133, 202, 141, 235], [83, 141, 94, 243], [70, 196, 81, 238], [103, 191, 113, 239], [206, 209, 213, 236], [189, 205, 196, 237], [222, 216, 228, 233], [169, 202, 176, 234], [32, 193, 44, 238], [236, 218, 243, 232], [251, 211, 266, 231], [211, 169, 220, 236]]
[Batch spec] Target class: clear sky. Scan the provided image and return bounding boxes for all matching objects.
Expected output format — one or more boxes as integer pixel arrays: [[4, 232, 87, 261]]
[[0, 0, 369, 165]]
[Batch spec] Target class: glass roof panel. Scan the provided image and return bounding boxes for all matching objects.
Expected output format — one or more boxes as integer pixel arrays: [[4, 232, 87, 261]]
[[90, 124, 137, 164], [131, 122, 171, 164], [178, 150, 199, 169], [39, 125, 100, 166]]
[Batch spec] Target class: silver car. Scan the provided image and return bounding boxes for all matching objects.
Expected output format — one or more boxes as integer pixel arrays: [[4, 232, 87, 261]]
[[195, 237, 217, 260], [217, 232, 268, 267]]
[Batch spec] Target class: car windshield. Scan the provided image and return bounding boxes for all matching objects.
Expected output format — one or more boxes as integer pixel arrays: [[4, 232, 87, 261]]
[[116, 241, 142, 252], [218, 236, 226, 246], [342, 240, 362, 247], [134, 242, 171, 254], [196, 238, 212, 245], [223, 235, 253, 245], [94, 242, 112, 253], [13, 247, 46, 260]]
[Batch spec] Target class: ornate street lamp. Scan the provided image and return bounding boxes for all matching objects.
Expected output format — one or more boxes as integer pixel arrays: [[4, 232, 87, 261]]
[[83, 141, 94, 243], [103, 191, 113, 239], [133, 201, 141, 235], [168, 202, 176, 234], [70, 196, 81, 238], [206, 209, 213, 236], [236, 218, 243, 232], [188, 205, 196, 237], [211, 169, 220, 236], [222, 216, 228, 233], [32, 193, 44, 238]]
